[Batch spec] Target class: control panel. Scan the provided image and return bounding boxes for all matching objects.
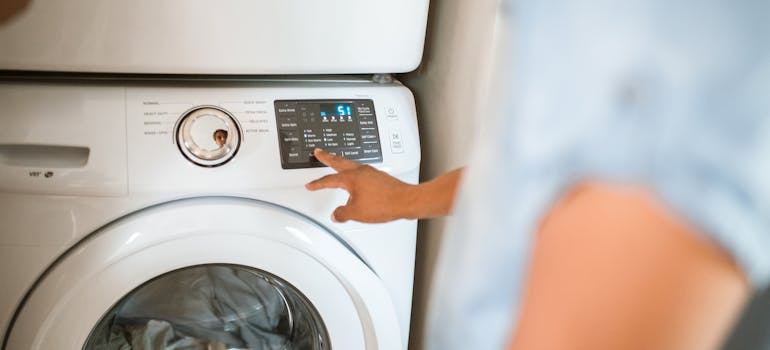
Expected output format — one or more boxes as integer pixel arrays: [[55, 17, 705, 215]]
[[275, 100, 383, 169], [0, 81, 420, 195]]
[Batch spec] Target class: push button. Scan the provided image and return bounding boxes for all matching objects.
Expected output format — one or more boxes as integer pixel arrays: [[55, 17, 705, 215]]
[[359, 119, 375, 127], [355, 101, 374, 115], [386, 106, 398, 119], [275, 102, 297, 114], [360, 128, 378, 142], [280, 131, 300, 144], [278, 116, 298, 130], [342, 148, 363, 158], [287, 146, 304, 163], [389, 130, 404, 154], [362, 142, 382, 157]]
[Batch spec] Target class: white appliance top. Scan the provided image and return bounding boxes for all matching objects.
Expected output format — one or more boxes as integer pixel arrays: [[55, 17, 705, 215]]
[[0, 0, 429, 74]]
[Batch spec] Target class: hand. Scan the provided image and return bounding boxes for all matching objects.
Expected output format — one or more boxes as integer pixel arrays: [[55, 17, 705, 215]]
[[305, 149, 417, 223]]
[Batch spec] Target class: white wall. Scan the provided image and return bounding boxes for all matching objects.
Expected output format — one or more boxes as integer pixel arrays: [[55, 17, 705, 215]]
[[399, 0, 508, 348]]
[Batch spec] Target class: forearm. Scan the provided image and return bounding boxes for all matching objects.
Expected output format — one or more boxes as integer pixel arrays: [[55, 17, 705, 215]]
[[403, 168, 464, 219], [508, 182, 749, 350], [306, 148, 464, 223]]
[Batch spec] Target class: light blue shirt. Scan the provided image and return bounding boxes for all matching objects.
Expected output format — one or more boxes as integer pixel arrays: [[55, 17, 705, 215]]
[[426, 0, 770, 349]]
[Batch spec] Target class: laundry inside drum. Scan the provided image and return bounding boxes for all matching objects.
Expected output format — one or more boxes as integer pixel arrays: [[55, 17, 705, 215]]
[[83, 264, 330, 350]]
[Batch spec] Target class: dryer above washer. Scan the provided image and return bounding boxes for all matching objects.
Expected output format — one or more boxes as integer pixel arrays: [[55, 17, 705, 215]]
[[0, 0, 429, 74]]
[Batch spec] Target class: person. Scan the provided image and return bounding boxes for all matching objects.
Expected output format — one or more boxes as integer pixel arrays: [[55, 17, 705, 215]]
[[213, 129, 228, 148], [306, 0, 770, 349]]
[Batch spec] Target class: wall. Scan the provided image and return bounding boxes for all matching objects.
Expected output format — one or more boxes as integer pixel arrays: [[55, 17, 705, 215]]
[[398, 0, 508, 348]]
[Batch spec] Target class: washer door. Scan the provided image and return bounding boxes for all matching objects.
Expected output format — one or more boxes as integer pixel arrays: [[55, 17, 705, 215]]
[[84, 264, 329, 349], [4, 197, 400, 349]]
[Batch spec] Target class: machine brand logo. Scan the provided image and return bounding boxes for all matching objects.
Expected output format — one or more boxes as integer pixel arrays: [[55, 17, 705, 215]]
[[28, 170, 54, 178]]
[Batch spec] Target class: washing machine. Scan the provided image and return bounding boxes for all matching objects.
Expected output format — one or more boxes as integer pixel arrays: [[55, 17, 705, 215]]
[[0, 77, 421, 349], [0, 1, 427, 349]]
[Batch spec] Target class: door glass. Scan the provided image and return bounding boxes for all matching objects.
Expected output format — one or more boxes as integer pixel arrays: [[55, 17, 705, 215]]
[[83, 264, 330, 350]]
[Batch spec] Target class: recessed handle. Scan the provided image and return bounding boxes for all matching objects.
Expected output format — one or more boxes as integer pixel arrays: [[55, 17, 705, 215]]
[[0, 144, 90, 168]]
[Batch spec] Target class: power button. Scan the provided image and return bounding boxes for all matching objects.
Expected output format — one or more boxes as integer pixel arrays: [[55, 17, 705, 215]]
[[386, 107, 398, 120]]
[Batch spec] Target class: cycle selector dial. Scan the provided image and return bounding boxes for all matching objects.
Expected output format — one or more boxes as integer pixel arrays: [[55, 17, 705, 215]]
[[175, 106, 241, 167]]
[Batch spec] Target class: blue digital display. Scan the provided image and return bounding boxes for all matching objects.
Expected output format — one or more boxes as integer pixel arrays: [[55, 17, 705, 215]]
[[336, 104, 353, 116], [321, 103, 352, 116]]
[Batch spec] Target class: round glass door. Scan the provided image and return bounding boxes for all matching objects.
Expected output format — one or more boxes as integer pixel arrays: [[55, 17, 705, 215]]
[[5, 197, 401, 349], [83, 264, 329, 350]]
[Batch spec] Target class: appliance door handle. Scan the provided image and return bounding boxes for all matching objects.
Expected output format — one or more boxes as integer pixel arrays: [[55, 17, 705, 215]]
[[0, 144, 90, 168]]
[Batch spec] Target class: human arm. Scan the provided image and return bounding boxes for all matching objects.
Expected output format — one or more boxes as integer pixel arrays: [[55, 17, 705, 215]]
[[0, 0, 29, 23], [305, 148, 463, 223], [508, 183, 750, 350]]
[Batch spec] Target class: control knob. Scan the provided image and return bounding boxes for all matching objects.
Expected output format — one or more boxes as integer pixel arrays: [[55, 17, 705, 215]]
[[175, 106, 241, 167]]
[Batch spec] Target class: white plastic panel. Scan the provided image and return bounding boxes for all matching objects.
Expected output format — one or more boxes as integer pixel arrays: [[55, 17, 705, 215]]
[[125, 82, 420, 193], [0, 245, 62, 344], [0, 83, 127, 196], [0, 0, 429, 74]]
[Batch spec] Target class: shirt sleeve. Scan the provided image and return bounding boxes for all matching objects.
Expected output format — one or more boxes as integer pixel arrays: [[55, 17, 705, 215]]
[[426, 1, 770, 349]]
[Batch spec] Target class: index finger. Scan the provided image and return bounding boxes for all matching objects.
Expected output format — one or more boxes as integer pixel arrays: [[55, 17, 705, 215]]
[[314, 148, 360, 172], [305, 173, 349, 191]]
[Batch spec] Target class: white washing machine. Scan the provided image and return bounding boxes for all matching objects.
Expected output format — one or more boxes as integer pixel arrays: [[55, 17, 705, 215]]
[[0, 77, 421, 349], [0, 1, 427, 349]]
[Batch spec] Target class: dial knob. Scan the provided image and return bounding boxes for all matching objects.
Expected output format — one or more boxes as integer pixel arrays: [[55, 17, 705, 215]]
[[175, 106, 241, 167]]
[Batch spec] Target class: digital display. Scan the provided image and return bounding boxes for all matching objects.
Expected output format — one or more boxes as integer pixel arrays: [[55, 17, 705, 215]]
[[274, 99, 383, 169], [320, 103, 353, 118]]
